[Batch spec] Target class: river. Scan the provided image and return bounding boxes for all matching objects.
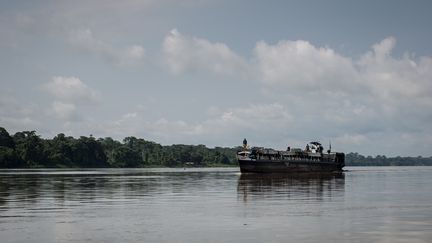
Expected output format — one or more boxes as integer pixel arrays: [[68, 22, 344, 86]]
[[1, 167, 431, 242]]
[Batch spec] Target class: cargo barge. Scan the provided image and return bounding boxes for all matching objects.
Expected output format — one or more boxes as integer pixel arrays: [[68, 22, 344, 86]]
[[237, 139, 344, 173]]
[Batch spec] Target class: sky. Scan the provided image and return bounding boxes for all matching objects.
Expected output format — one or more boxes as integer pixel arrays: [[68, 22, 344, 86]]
[[1, 0, 432, 156]]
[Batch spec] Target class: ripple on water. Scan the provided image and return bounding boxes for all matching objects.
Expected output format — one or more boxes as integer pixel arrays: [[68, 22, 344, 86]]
[[1, 167, 432, 243]]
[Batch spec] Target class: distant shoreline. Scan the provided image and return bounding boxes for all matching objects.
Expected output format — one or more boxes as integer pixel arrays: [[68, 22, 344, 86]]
[[1, 127, 431, 168]]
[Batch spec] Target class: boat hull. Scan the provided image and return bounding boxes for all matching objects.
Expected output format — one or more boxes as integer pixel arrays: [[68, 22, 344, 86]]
[[238, 159, 344, 173]]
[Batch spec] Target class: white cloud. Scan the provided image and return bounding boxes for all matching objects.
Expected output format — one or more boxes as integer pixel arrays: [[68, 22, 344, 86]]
[[161, 32, 432, 120], [210, 103, 293, 128], [359, 38, 432, 104], [51, 101, 79, 120], [371, 36, 396, 58], [253, 40, 362, 93], [3, 20, 432, 155], [161, 32, 432, 107], [127, 45, 145, 60], [256, 36, 432, 110], [157, 33, 432, 154], [40, 76, 101, 123], [335, 133, 368, 145], [162, 29, 250, 75], [81, 103, 293, 147], [69, 28, 145, 64], [48, 93, 432, 155], [82, 112, 205, 144], [42, 76, 100, 104], [0, 92, 41, 132]]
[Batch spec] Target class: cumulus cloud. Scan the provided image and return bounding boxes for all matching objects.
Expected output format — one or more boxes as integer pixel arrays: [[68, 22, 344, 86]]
[[0, 92, 41, 131], [161, 31, 432, 111], [359, 38, 432, 104], [127, 45, 145, 59], [41, 76, 101, 122], [335, 133, 368, 145], [162, 31, 431, 102], [162, 29, 250, 75], [158, 32, 432, 155], [210, 103, 293, 129], [253, 40, 363, 93], [256, 37, 432, 109], [371, 36, 396, 58], [69, 28, 145, 64], [42, 76, 100, 104], [71, 112, 204, 145], [76, 103, 293, 147], [50, 101, 79, 120]]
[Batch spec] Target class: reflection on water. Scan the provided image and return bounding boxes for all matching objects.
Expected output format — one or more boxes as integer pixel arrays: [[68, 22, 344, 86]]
[[0, 171, 154, 210], [0, 169, 234, 211], [1, 167, 432, 243], [237, 173, 345, 202]]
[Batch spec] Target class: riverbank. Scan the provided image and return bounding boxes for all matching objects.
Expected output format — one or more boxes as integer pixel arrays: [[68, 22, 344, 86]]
[[1, 127, 432, 168]]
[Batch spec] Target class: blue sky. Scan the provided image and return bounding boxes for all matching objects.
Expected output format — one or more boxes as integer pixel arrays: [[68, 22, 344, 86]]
[[1, 0, 432, 156]]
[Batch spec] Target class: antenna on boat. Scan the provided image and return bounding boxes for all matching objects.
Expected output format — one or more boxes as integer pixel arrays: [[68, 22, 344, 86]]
[[328, 140, 332, 154]]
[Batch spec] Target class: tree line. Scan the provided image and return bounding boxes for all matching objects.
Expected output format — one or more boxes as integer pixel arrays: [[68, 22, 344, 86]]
[[0, 127, 237, 168], [1, 127, 431, 168], [345, 152, 432, 166]]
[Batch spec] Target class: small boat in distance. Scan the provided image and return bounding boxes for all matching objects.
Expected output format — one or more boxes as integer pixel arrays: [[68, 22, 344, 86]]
[[237, 139, 344, 173]]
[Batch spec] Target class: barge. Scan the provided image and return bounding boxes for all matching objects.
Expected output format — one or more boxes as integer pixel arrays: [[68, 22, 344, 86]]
[[237, 139, 344, 173]]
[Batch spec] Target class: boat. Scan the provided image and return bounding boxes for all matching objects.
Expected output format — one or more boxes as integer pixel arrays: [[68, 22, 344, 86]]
[[237, 139, 344, 173]]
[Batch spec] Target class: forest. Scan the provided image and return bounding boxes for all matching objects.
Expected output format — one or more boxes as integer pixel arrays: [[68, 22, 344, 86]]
[[0, 127, 237, 168], [0, 127, 431, 168]]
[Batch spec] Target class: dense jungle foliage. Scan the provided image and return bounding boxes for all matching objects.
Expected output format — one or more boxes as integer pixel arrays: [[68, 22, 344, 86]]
[[0, 127, 431, 168]]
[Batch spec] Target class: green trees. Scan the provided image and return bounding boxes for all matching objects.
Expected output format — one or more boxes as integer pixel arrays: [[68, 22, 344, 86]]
[[0, 127, 14, 148], [13, 131, 47, 167], [0, 127, 20, 168], [67, 136, 108, 167], [345, 152, 432, 166], [0, 146, 19, 168], [98, 137, 122, 166], [35, 134, 108, 168], [4, 126, 431, 168], [45, 133, 73, 167], [0, 127, 238, 168], [111, 146, 142, 167]]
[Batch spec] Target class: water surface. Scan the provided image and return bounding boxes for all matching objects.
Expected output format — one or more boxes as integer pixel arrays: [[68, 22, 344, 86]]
[[1, 167, 431, 242]]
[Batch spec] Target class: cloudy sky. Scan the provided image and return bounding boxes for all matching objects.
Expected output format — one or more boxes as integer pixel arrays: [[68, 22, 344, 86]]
[[1, 0, 432, 156]]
